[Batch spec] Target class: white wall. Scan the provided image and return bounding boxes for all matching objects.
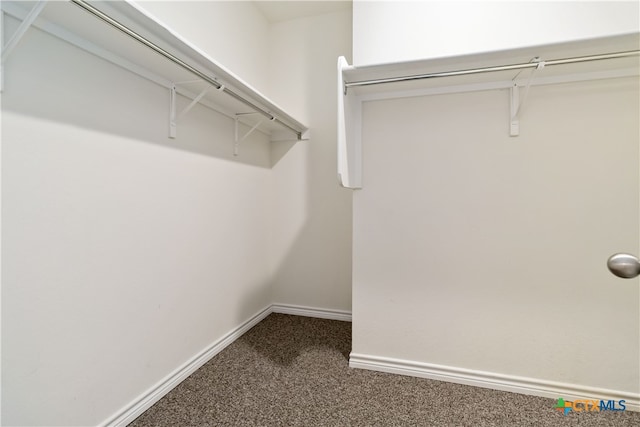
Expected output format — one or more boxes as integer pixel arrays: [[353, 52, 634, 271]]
[[353, 77, 639, 395], [268, 9, 353, 311], [1, 11, 272, 426], [2, 2, 356, 424], [133, 0, 271, 96], [353, 1, 640, 65], [135, 1, 355, 313]]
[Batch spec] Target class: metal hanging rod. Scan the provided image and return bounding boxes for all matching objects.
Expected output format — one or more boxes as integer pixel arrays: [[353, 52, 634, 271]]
[[345, 50, 640, 89], [70, 0, 302, 139]]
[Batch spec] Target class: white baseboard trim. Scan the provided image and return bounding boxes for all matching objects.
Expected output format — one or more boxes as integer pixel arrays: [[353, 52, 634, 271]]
[[100, 305, 273, 427], [271, 303, 352, 322], [349, 353, 639, 412], [101, 304, 352, 426]]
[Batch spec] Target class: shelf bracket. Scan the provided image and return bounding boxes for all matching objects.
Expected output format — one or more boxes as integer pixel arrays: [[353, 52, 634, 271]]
[[509, 84, 520, 137], [234, 113, 267, 156], [1, 0, 46, 62], [169, 82, 222, 138], [1, 0, 47, 91], [510, 57, 545, 137], [169, 84, 177, 138], [178, 84, 212, 119]]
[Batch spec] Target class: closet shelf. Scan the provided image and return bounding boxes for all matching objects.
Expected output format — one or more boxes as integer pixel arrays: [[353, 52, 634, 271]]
[[338, 33, 640, 189], [1, 0, 309, 141], [341, 34, 640, 97]]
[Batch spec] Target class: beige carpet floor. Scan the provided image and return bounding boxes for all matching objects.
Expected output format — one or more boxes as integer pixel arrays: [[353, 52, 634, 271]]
[[130, 314, 639, 426]]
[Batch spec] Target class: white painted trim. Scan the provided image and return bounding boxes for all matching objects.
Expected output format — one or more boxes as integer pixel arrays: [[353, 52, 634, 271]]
[[99, 304, 351, 426], [271, 303, 352, 322], [100, 305, 273, 427], [337, 56, 362, 189], [349, 353, 640, 412]]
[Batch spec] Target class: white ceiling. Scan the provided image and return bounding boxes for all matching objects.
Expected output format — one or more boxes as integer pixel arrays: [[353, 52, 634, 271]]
[[253, 1, 351, 23]]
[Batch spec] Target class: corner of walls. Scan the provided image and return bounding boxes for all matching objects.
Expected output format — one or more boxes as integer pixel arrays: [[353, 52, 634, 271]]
[[267, 7, 354, 313], [99, 302, 352, 426], [128, 1, 357, 315], [3, 2, 356, 425]]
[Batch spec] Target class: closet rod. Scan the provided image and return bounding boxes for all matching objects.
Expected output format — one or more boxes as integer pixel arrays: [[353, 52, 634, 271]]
[[70, 0, 302, 140], [345, 50, 640, 89]]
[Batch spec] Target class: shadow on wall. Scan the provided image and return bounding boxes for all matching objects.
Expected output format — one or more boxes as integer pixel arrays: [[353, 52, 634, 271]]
[[1, 12, 300, 169]]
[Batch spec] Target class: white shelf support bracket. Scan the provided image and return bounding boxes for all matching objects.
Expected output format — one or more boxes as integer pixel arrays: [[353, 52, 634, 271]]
[[169, 84, 177, 138], [169, 82, 216, 138], [1, 0, 47, 92], [177, 85, 211, 120], [510, 57, 545, 137], [234, 113, 265, 156], [509, 84, 520, 137], [1, 0, 46, 62]]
